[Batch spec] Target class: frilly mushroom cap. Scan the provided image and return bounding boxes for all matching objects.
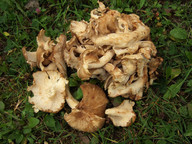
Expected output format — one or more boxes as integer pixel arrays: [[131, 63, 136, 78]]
[[105, 100, 136, 127], [22, 30, 67, 75], [64, 83, 109, 132], [53, 34, 67, 76], [22, 47, 37, 69], [28, 71, 68, 113], [77, 49, 98, 80]]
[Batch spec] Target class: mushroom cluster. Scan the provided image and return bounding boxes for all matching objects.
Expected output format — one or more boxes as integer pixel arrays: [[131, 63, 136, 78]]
[[64, 2, 163, 102], [23, 2, 162, 131]]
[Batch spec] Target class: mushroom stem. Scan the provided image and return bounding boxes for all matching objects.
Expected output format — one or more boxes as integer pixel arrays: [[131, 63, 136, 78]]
[[65, 85, 79, 109], [88, 50, 115, 69]]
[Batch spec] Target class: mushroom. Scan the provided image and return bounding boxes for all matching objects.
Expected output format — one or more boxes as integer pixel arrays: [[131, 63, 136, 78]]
[[64, 83, 109, 132], [23, 1, 163, 130], [23, 30, 78, 113], [105, 100, 136, 127], [22, 29, 67, 75], [28, 71, 68, 113], [77, 49, 114, 80], [22, 47, 37, 69], [63, 1, 163, 101]]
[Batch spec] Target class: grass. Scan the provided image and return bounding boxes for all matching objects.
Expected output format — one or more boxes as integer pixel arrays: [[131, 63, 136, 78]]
[[0, 0, 192, 143]]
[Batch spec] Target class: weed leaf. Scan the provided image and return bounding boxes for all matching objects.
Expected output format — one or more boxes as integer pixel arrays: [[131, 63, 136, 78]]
[[164, 68, 192, 99], [124, 8, 133, 13], [184, 131, 192, 137], [27, 117, 39, 128], [187, 103, 192, 118], [73, 87, 83, 100], [16, 134, 24, 144], [0, 101, 5, 111], [179, 106, 188, 117], [157, 140, 167, 144], [187, 79, 192, 87], [69, 77, 79, 87], [23, 128, 32, 134], [185, 51, 192, 63], [184, 123, 192, 137], [139, 0, 146, 9], [144, 139, 154, 144], [170, 28, 188, 40], [44, 115, 56, 128], [163, 79, 183, 99]]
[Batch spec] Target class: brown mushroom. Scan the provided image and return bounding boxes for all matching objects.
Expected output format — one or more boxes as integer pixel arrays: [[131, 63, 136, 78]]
[[64, 83, 109, 132]]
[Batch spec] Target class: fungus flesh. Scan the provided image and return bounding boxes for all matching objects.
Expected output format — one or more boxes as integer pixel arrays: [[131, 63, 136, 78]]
[[64, 83, 108, 132], [105, 100, 136, 127], [28, 71, 68, 113], [64, 2, 163, 100]]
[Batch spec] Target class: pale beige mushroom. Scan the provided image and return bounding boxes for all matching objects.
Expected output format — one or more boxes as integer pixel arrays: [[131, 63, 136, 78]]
[[105, 100, 136, 127], [70, 20, 89, 43], [22, 1, 164, 130], [52, 34, 67, 76], [64, 83, 108, 132], [22, 47, 37, 69], [91, 14, 150, 48], [28, 71, 68, 113], [64, 2, 163, 101], [35, 30, 56, 71], [23, 31, 77, 113], [107, 59, 148, 100], [77, 49, 114, 80], [22, 29, 67, 74]]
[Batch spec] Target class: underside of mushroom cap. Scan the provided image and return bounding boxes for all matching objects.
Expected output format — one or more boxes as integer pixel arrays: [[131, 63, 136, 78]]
[[28, 71, 68, 113], [22, 47, 37, 69], [23, 30, 67, 75], [105, 100, 136, 127], [64, 109, 105, 132]]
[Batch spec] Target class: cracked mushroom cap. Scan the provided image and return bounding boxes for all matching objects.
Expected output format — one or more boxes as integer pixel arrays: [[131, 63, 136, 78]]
[[64, 83, 109, 132], [28, 71, 68, 113], [105, 100, 136, 127]]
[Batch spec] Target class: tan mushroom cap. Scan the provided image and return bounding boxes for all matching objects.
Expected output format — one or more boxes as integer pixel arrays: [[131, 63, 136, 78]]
[[64, 83, 109, 132], [28, 71, 68, 113], [105, 100, 136, 127], [77, 83, 109, 117]]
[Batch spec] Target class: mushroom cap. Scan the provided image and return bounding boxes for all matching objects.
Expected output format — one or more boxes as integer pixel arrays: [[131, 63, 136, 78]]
[[77, 83, 109, 117], [22, 47, 37, 69], [64, 109, 105, 132], [28, 71, 68, 113], [64, 83, 109, 132], [22, 30, 67, 75], [53, 34, 67, 76], [105, 100, 136, 127]]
